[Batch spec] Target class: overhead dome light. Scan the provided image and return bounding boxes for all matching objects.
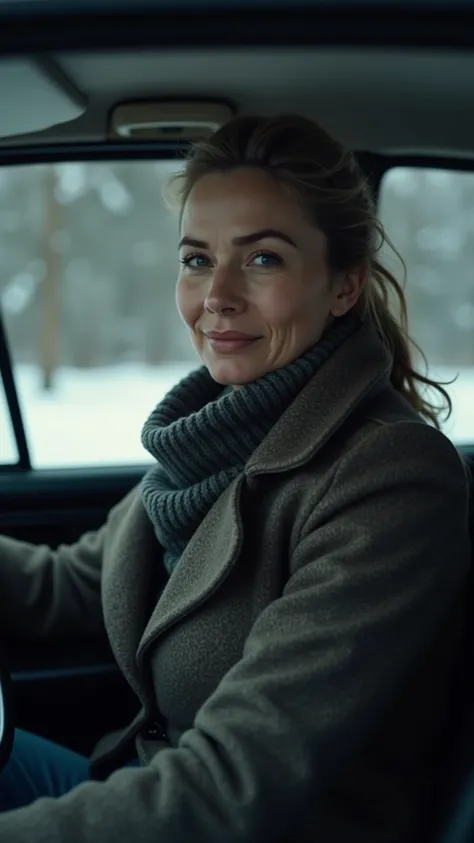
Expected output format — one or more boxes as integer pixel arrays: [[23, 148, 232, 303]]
[[109, 100, 235, 142]]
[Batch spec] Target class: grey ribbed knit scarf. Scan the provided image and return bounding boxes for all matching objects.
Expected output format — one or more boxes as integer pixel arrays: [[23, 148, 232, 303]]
[[141, 312, 359, 575]]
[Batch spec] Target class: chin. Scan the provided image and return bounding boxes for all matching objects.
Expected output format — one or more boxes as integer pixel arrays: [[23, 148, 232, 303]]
[[206, 359, 264, 386]]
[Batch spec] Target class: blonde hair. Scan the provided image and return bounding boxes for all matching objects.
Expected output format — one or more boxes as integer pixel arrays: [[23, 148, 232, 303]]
[[170, 114, 451, 427]]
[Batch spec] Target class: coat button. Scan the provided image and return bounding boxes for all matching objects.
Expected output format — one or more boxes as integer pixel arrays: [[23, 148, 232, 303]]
[[141, 719, 168, 742]]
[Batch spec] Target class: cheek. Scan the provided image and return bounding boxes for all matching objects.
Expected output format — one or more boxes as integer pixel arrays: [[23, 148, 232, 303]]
[[176, 279, 202, 329], [255, 279, 326, 327]]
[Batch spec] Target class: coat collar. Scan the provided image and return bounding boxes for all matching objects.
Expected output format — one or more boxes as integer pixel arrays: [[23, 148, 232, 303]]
[[107, 318, 393, 682], [245, 319, 392, 477]]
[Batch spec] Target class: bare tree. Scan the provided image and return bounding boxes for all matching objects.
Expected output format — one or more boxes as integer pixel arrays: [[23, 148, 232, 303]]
[[39, 167, 61, 391]]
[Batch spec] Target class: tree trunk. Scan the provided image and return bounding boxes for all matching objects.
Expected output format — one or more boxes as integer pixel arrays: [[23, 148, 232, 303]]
[[40, 168, 61, 391]]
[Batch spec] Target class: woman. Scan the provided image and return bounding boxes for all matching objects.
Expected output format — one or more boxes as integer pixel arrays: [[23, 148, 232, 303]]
[[0, 114, 470, 843]]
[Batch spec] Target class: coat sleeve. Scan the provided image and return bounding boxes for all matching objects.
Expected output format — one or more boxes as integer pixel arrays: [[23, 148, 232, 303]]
[[0, 422, 470, 843], [0, 486, 138, 641]]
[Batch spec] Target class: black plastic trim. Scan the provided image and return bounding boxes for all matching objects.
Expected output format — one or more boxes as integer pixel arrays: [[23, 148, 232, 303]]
[[360, 152, 474, 199], [378, 155, 474, 171], [0, 307, 30, 470], [0, 464, 149, 500], [1, 5, 474, 54], [0, 142, 190, 166], [11, 663, 119, 683], [3, 0, 473, 17], [2, 144, 473, 178]]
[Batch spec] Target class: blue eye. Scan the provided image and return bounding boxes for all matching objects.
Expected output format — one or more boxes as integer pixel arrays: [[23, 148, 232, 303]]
[[251, 251, 282, 267], [180, 253, 209, 268]]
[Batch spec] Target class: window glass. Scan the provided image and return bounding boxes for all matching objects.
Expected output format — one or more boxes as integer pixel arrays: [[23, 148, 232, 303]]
[[0, 160, 197, 468], [378, 167, 474, 446], [2, 161, 473, 468]]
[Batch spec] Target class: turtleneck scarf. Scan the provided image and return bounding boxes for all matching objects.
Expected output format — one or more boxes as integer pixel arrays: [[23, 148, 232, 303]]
[[141, 312, 359, 575]]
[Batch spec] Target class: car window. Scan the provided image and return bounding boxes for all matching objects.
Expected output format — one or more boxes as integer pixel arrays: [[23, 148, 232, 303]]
[[378, 166, 474, 446], [0, 159, 197, 468], [2, 161, 473, 469]]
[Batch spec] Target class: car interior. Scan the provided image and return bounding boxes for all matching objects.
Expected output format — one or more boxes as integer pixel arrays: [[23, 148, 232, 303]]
[[0, 2, 473, 841]]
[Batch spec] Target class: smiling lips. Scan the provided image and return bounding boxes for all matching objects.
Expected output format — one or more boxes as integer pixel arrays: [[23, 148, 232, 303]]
[[205, 331, 261, 353]]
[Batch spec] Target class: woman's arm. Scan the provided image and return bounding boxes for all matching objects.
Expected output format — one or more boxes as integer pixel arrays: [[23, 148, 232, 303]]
[[0, 487, 139, 642], [0, 422, 469, 843]]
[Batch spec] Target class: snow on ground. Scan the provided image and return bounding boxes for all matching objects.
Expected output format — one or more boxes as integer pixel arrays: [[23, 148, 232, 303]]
[[1, 362, 195, 468], [1, 362, 474, 468]]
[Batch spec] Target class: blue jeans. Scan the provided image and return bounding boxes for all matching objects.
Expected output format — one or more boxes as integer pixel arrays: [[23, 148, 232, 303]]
[[0, 729, 138, 812]]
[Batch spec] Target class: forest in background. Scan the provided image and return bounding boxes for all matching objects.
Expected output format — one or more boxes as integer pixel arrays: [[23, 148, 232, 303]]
[[1, 160, 473, 393]]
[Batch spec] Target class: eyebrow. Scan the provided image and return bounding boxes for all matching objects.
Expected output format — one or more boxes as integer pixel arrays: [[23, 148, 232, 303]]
[[178, 228, 299, 250]]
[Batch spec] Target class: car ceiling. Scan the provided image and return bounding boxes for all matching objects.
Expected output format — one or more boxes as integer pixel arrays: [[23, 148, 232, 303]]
[[1, 46, 474, 156]]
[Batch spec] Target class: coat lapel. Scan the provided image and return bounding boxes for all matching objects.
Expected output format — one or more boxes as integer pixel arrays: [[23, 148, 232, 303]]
[[102, 493, 165, 701], [136, 474, 245, 666]]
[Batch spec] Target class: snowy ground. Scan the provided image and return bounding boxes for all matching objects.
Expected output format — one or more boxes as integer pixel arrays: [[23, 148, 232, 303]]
[[2, 362, 195, 468], [2, 362, 474, 468]]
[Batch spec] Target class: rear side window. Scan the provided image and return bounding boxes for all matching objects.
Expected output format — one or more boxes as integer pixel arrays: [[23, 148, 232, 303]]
[[378, 167, 474, 446], [0, 160, 197, 468]]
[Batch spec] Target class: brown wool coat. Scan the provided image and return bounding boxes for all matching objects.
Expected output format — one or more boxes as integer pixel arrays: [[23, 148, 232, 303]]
[[0, 320, 471, 843]]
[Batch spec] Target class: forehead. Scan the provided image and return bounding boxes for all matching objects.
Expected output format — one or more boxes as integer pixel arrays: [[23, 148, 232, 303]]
[[180, 167, 307, 235]]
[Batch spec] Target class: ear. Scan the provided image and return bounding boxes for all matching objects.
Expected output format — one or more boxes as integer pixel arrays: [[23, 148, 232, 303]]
[[330, 263, 368, 317]]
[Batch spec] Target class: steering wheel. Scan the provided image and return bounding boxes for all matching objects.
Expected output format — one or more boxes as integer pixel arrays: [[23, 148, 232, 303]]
[[0, 647, 13, 774]]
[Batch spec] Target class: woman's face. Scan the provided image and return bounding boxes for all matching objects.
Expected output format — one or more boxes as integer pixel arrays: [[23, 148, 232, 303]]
[[176, 167, 364, 385]]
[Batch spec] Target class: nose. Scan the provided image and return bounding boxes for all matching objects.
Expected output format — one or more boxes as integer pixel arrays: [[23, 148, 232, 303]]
[[204, 267, 246, 315]]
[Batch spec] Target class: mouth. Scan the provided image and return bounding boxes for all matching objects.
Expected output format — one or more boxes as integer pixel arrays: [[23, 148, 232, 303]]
[[204, 331, 262, 354]]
